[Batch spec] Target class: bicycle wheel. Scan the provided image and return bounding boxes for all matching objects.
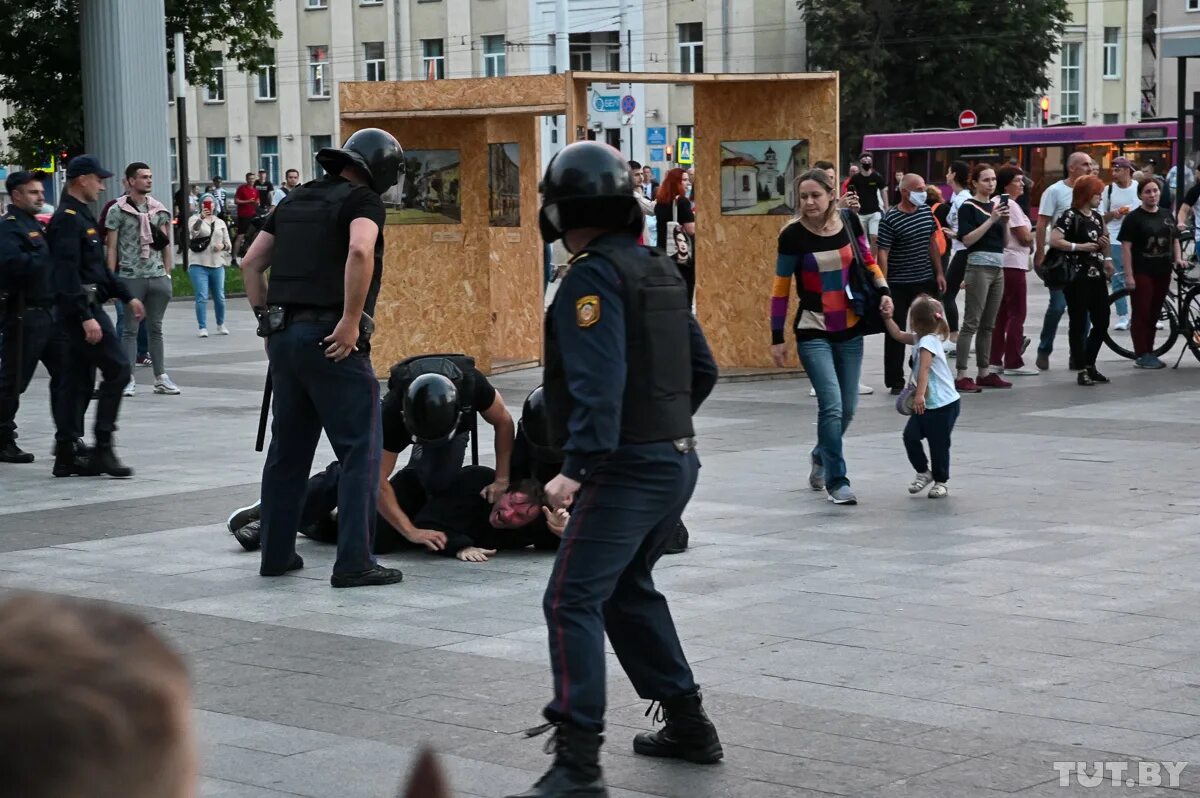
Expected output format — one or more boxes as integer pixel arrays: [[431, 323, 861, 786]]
[[1183, 286, 1200, 363], [1103, 288, 1179, 359]]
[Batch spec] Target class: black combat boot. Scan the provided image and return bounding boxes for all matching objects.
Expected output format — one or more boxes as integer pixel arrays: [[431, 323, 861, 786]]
[[663, 520, 689, 555], [505, 722, 607, 798], [52, 440, 93, 477], [632, 690, 723, 764], [86, 444, 133, 478], [0, 440, 34, 464]]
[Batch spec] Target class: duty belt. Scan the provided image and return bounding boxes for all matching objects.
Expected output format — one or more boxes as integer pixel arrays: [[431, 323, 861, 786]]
[[288, 307, 343, 324], [673, 436, 696, 454]]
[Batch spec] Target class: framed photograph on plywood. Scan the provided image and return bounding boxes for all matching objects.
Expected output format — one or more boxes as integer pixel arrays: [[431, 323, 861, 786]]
[[382, 149, 462, 224], [488, 143, 520, 227], [720, 140, 810, 216]]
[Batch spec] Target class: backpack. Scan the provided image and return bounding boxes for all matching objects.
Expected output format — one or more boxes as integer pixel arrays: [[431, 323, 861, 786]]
[[929, 202, 948, 257], [386, 354, 480, 462]]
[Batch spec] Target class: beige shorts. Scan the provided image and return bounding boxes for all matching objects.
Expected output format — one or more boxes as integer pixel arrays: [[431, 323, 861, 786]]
[[858, 211, 882, 236]]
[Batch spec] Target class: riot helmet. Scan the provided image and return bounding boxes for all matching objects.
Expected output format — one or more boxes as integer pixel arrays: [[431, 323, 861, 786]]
[[520, 386, 563, 464], [539, 141, 642, 244], [403, 374, 461, 444], [317, 127, 404, 195]]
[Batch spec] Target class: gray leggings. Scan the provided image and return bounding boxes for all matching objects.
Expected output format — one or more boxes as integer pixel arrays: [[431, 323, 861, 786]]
[[121, 275, 172, 377]]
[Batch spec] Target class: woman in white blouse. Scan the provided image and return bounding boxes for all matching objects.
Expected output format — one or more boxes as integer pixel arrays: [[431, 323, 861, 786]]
[[187, 194, 232, 337]]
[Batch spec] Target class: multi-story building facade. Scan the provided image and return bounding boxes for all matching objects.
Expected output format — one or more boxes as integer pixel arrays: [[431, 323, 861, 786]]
[[170, 0, 806, 192], [1153, 0, 1200, 118]]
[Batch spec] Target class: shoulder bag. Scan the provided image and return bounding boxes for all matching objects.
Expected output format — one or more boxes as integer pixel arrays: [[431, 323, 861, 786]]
[[841, 209, 885, 335], [664, 199, 692, 266]]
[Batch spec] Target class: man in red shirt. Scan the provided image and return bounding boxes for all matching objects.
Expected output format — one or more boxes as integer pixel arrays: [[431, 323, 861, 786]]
[[233, 172, 259, 258]]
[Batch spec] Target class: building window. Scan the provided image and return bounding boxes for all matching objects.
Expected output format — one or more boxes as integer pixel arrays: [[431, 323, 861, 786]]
[[1060, 42, 1082, 122], [309, 45, 330, 98], [306, 0, 327, 8], [678, 23, 703, 73], [422, 39, 445, 79], [605, 31, 621, 72], [204, 52, 225, 102], [1103, 27, 1120, 79], [483, 35, 506, 77], [310, 135, 332, 180], [361, 0, 383, 4], [258, 136, 280, 185], [548, 34, 557, 74], [206, 138, 227, 181], [1190, 0, 1199, 11], [569, 34, 591, 71], [1103, 113, 1120, 124], [364, 41, 386, 81], [169, 137, 178, 185], [257, 48, 277, 100]]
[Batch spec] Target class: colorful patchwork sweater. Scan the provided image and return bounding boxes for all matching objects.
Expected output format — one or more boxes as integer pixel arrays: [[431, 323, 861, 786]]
[[770, 215, 888, 344]]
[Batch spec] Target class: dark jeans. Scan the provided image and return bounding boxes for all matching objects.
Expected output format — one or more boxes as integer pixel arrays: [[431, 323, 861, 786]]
[[1065, 276, 1110, 369], [1130, 271, 1172, 356], [943, 251, 967, 332], [0, 308, 73, 444], [903, 400, 960, 483], [258, 321, 381, 577], [543, 442, 699, 731], [885, 280, 940, 388], [62, 310, 130, 444]]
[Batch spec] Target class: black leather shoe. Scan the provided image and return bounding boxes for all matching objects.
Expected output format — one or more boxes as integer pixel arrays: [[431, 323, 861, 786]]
[[260, 553, 304, 576], [1087, 367, 1109, 384], [663, 520, 689, 555], [330, 564, 404, 588], [0, 441, 34, 463], [633, 690, 724, 764], [86, 445, 133, 477], [232, 520, 262, 552], [52, 441, 94, 477], [227, 502, 261, 536], [506, 723, 607, 798]]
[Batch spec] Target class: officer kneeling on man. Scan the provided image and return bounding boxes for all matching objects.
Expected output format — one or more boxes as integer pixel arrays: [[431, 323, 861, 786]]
[[507, 141, 721, 798], [239, 127, 406, 589]]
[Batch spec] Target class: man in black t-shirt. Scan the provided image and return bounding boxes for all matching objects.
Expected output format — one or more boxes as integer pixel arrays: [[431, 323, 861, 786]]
[[847, 152, 888, 258], [253, 169, 274, 209]]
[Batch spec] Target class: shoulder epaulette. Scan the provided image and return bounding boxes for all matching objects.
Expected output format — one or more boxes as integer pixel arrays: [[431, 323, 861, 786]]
[[64, 209, 77, 215], [567, 252, 590, 265]]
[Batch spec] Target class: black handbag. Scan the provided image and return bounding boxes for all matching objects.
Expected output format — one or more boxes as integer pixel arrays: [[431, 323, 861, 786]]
[[1039, 247, 1070, 288], [841, 210, 885, 335]]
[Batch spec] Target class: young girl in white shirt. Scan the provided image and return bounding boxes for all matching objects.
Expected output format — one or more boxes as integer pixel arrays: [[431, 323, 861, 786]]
[[882, 295, 961, 498]]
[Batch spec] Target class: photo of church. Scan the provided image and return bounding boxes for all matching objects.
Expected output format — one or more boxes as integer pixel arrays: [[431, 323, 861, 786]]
[[720, 140, 810, 216]]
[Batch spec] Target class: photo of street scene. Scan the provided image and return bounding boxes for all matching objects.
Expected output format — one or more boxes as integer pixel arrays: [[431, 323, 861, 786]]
[[720, 139, 810, 216], [488, 143, 520, 227], [382, 149, 462, 224]]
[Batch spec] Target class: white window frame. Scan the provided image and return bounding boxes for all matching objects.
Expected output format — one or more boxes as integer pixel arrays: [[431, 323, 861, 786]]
[[568, 34, 592, 72], [360, 0, 384, 4], [310, 135, 332, 180], [306, 0, 328, 8], [422, 39, 446, 79], [206, 138, 227, 181], [1059, 42, 1082, 122], [678, 23, 703, 74], [308, 45, 331, 98], [1103, 27, 1120, 79], [482, 35, 506, 77], [256, 49, 277, 100], [258, 136, 280, 185], [364, 42, 386, 81], [1190, 0, 1199, 11], [169, 137, 178, 185], [204, 52, 225, 103]]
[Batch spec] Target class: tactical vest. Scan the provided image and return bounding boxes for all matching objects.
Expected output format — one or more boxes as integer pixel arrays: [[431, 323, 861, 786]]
[[544, 239, 694, 449], [267, 179, 356, 308], [386, 353, 478, 431]]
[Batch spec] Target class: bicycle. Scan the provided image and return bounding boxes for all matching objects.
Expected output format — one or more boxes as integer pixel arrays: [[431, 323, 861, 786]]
[[1102, 239, 1200, 366]]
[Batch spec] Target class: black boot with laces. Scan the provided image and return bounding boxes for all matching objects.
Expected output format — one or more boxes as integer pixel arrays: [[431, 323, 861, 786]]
[[632, 690, 724, 764], [505, 722, 607, 798]]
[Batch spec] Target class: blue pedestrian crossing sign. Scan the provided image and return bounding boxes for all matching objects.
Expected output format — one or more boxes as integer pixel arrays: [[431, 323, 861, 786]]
[[676, 137, 694, 165]]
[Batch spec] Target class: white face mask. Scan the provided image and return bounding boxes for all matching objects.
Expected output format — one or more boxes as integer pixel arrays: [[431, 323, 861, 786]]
[[908, 190, 928, 206]]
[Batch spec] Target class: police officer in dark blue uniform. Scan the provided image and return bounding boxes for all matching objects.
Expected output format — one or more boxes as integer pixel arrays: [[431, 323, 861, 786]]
[[0, 171, 74, 464], [239, 127, 406, 589], [47, 156, 144, 478], [508, 141, 722, 798]]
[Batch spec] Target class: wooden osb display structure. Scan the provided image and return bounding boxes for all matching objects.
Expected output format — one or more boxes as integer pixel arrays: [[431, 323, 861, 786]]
[[339, 71, 837, 376]]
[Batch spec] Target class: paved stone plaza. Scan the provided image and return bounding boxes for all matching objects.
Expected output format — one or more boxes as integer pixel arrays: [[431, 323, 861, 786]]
[[3, 282, 1200, 797]]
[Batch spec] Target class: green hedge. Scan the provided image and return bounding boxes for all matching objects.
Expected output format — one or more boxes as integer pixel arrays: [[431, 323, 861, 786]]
[[170, 264, 245, 299]]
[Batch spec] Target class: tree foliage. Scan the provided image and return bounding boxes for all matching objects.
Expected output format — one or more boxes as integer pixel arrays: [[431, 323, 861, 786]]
[[0, 0, 279, 165], [798, 0, 1071, 163]]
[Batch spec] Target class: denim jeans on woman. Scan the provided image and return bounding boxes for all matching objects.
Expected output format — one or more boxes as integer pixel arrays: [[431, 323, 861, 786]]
[[797, 336, 864, 492], [188, 265, 226, 329]]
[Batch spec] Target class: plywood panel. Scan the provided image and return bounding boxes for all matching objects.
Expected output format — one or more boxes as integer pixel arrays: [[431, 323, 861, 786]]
[[341, 75, 566, 118], [693, 77, 839, 370]]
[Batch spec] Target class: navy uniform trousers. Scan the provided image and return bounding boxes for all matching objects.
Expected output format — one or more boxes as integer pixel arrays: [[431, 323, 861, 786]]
[[0, 307, 73, 444], [62, 309, 130, 443], [543, 440, 700, 732], [258, 321, 380, 577]]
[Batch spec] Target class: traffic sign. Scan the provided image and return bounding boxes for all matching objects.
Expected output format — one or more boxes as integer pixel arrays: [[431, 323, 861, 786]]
[[676, 137, 694, 165], [958, 109, 978, 129], [621, 94, 636, 115]]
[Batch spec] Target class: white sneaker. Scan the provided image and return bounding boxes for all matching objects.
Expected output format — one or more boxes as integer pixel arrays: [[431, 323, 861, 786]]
[[928, 482, 949, 499], [197, 328, 209, 338], [858, 383, 874, 395], [1156, 320, 1165, 330], [217, 324, 230, 335], [1114, 316, 1130, 331], [123, 379, 136, 397], [908, 472, 934, 494], [809, 386, 817, 397], [154, 374, 181, 395]]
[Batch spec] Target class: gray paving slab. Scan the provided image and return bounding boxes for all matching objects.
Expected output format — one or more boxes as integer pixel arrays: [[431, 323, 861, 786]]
[[2, 287, 1200, 797]]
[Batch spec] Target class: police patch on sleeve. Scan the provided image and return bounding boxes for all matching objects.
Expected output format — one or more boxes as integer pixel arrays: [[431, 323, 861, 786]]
[[575, 295, 600, 328]]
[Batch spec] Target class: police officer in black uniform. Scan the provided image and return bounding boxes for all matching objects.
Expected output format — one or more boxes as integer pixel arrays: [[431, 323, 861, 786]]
[[0, 171, 74, 464], [508, 141, 722, 798], [239, 127, 405, 589], [47, 156, 144, 478]]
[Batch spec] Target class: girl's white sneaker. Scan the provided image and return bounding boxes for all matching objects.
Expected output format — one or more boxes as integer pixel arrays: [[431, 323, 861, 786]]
[[908, 472, 934, 494], [197, 328, 208, 338], [928, 482, 949, 499]]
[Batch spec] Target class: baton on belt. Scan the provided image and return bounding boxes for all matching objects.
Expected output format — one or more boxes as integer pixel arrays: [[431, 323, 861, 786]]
[[9, 290, 25, 403], [255, 371, 272, 452]]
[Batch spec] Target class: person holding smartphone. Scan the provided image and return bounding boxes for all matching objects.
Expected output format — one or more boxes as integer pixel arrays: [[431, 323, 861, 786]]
[[953, 164, 1010, 392], [187, 194, 232, 337]]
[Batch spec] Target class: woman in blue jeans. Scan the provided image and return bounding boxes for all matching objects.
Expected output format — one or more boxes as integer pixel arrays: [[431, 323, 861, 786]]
[[187, 195, 231, 336], [770, 169, 891, 505]]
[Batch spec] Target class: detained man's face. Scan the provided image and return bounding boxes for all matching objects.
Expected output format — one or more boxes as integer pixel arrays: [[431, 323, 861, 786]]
[[489, 491, 542, 529]]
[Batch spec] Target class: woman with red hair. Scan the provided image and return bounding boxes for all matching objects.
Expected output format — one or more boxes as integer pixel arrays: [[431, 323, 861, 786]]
[[1048, 174, 1113, 385], [655, 167, 696, 302]]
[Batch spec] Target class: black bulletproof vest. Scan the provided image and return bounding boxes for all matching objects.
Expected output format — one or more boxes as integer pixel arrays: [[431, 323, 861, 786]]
[[267, 179, 355, 308], [544, 237, 694, 449]]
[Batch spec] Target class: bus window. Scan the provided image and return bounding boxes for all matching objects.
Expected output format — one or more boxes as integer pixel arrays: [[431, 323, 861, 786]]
[[1028, 146, 1066, 210]]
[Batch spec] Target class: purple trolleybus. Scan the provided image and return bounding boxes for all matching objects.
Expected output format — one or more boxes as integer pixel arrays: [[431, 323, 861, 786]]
[[862, 120, 1181, 210]]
